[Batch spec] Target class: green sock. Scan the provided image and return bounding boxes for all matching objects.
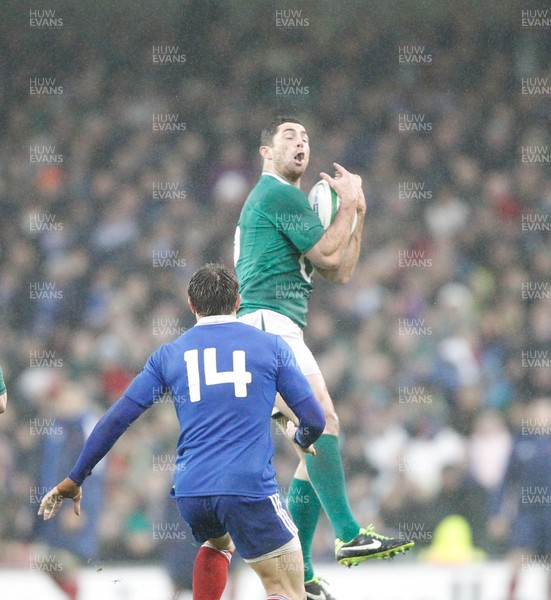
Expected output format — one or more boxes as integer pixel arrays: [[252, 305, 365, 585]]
[[287, 478, 321, 583], [306, 434, 360, 542]]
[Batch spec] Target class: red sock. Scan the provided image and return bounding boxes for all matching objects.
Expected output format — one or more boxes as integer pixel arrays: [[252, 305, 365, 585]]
[[193, 544, 233, 600], [51, 575, 79, 600]]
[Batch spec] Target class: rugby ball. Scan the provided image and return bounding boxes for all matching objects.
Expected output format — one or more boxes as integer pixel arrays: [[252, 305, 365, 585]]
[[308, 180, 357, 233]]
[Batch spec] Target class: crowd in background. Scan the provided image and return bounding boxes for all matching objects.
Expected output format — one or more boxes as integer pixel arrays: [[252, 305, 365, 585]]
[[0, 1, 550, 578]]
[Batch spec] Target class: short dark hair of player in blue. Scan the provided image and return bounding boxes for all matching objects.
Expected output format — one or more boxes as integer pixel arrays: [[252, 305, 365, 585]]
[[260, 116, 304, 147], [187, 263, 239, 317]]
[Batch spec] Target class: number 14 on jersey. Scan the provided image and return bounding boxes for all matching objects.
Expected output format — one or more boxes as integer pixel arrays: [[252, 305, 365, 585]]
[[184, 348, 252, 402]]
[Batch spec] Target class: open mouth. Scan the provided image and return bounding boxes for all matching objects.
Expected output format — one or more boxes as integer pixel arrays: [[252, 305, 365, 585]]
[[294, 152, 305, 165]]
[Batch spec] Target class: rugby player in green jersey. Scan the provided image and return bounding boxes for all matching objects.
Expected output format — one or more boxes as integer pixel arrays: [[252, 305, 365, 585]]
[[234, 117, 413, 600]]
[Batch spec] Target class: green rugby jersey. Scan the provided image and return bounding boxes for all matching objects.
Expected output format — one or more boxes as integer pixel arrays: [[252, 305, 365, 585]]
[[235, 173, 325, 328]]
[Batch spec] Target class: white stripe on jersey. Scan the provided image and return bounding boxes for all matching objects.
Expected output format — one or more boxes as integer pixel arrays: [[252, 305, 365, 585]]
[[269, 493, 298, 536]]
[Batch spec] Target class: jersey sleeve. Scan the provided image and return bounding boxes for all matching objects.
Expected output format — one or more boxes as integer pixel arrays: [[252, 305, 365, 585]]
[[123, 348, 168, 408], [263, 185, 325, 254], [68, 396, 147, 484]]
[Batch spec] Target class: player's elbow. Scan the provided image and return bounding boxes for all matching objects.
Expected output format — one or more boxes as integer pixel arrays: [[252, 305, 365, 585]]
[[0, 393, 7, 414], [317, 267, 349, 284], [334, 271, 352, 284], [313, 252, 341, 272], [307, 242, 342, 272]]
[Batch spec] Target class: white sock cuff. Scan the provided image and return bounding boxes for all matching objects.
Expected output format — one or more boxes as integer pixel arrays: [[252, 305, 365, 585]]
[[202, 541, 233, 563]]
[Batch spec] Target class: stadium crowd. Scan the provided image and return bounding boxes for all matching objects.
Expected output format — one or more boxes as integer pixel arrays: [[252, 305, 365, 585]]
[[0, 0, 550, 581]]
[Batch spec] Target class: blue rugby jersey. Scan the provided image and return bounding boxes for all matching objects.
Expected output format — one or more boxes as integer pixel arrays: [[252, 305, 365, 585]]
[[120, 316, 322, 497]]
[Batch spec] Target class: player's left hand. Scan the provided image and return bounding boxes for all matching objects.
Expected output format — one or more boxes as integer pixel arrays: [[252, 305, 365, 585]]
[[38, 477, 82, 521], [286, 421, 316, 456]]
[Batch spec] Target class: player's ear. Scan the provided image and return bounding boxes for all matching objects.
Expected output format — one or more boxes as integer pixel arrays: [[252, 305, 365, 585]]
[[187, 297, 196, 315], [234, 294, 241, 313], [259, 145, 272, 160]]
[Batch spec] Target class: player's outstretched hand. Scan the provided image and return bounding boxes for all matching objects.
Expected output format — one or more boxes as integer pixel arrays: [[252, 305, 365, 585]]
[[286, 421, 316, 456], [38, 477, 82, 521], [320, 162, 363, 211]]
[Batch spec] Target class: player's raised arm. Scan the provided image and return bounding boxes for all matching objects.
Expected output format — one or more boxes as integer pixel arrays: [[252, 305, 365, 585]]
[[305, 163, 366, 280]]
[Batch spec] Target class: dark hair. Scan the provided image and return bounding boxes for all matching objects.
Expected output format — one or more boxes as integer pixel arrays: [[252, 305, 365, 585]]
[[260, 116, 303, 146], [187, 263, 239, 317]]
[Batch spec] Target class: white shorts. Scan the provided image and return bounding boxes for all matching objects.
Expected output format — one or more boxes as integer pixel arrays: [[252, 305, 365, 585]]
[[244, 535, 301, 564], [238, 309, 321, 376]]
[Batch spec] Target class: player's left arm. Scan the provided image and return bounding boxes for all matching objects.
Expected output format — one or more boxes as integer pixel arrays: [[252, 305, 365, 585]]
[[38, 395, 149, 520], [316, 187, 366, 284], [38, 352, 167, 520]]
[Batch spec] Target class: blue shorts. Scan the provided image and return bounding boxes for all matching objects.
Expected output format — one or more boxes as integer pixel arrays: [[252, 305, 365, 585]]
[[174, 492, 297, 560]]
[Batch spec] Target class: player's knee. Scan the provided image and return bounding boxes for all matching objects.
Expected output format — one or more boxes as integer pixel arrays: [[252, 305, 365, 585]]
[[323, 409, 339, 435]]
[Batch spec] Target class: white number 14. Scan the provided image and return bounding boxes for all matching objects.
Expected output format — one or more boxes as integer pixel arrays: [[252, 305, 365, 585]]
[[183, 348, 252, 402]]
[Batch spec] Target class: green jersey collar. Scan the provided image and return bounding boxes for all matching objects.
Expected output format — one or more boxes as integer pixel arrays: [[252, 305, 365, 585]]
[[262, 171, 292, 186]]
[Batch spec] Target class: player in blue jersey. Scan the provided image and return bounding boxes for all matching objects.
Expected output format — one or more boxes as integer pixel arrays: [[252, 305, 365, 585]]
[[38, 263, 325, 600]]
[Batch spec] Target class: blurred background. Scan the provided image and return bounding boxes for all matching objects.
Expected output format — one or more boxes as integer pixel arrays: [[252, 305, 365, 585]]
[[1, 1, 550, 598]]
